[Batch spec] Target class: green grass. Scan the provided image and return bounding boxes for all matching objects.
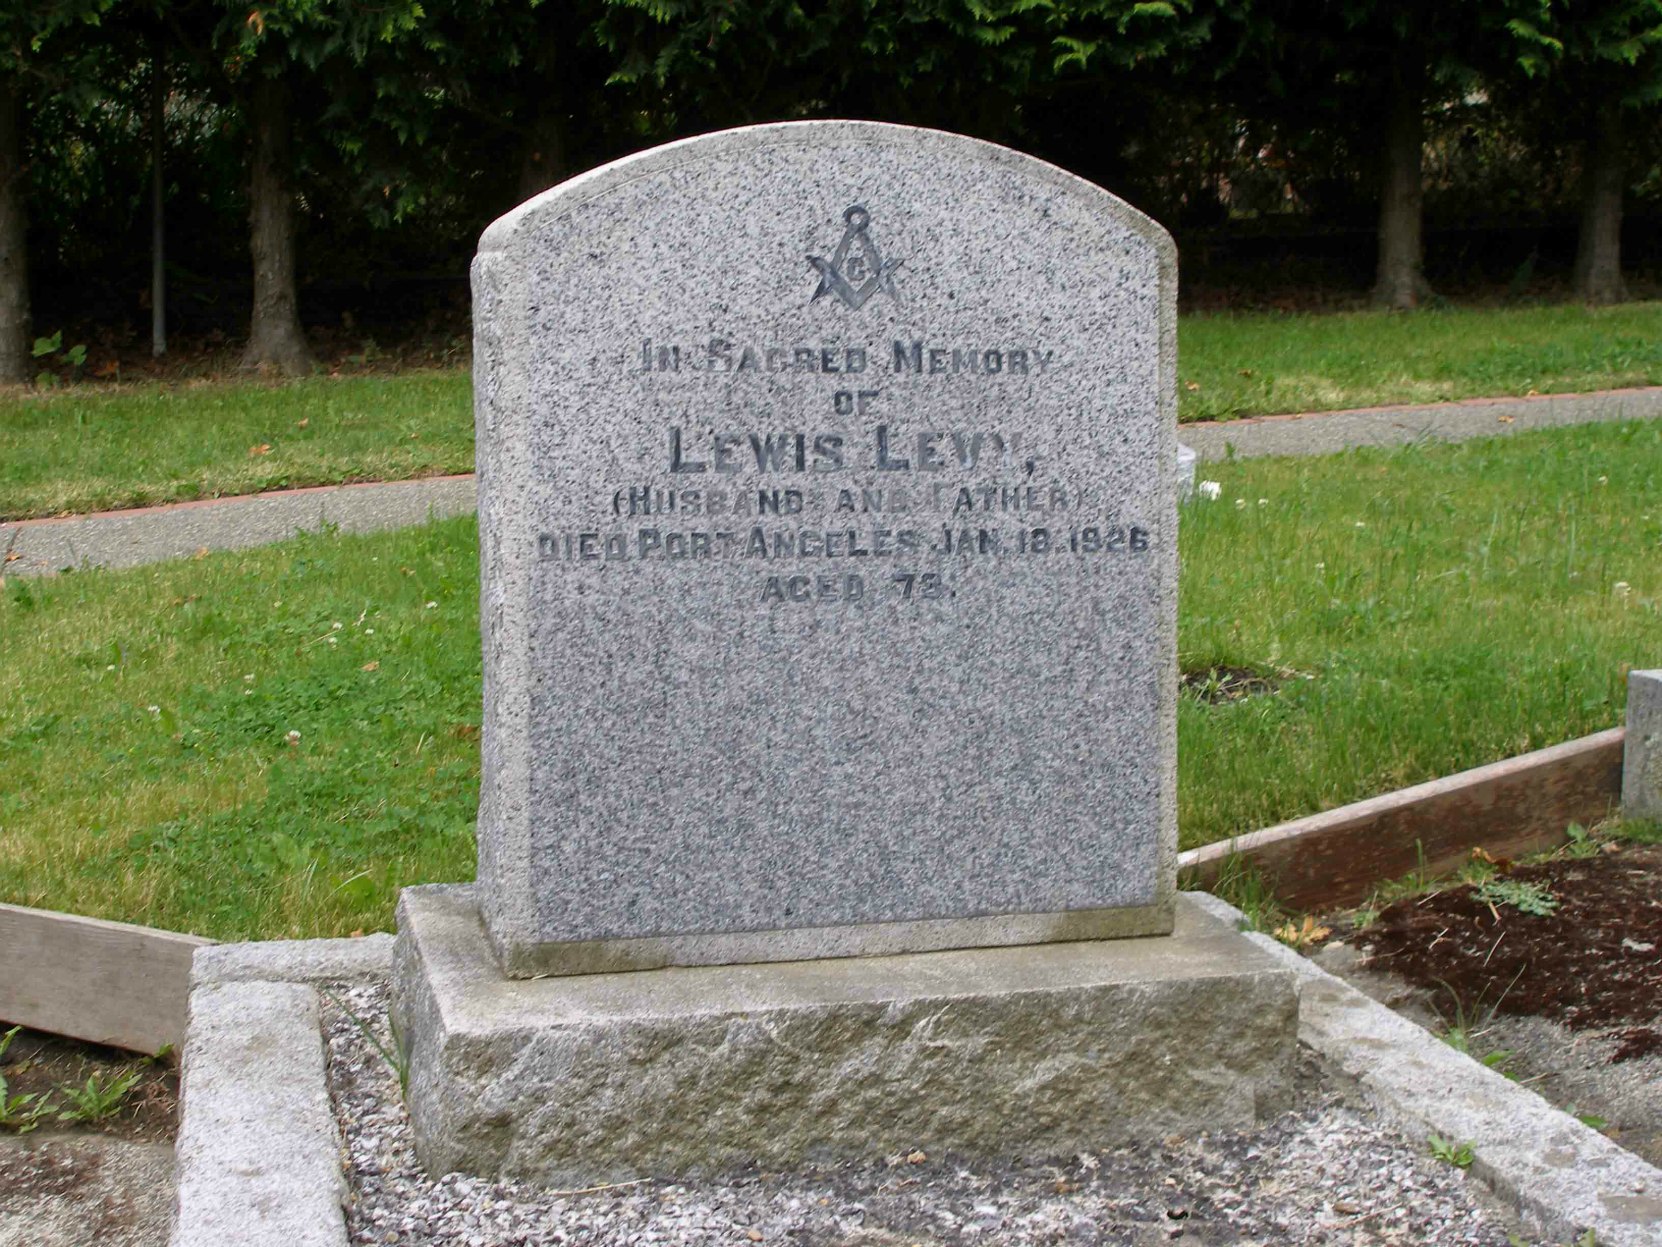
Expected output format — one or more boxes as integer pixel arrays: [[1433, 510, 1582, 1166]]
[[1178, 301, 1662, 422], [0, 371, 472, 520], [2, 419, 1658, 940], [4, 302, 1661, 520], [0, 521, 480, 939], [1178, 418, 1659, 847]]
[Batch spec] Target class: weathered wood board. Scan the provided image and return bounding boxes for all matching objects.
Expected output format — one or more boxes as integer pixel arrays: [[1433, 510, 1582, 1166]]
[[0, 903, 211, 1054], [1178, 728, 1627, 912]]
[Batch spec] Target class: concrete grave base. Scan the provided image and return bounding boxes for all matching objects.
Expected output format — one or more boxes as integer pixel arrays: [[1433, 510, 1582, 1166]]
[[392, 885, 1298, 1187]]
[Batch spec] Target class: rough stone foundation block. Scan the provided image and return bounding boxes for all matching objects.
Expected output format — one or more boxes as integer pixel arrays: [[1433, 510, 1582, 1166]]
[[1626, 669, 1662, 821], [393, 885, 1298, 1187]]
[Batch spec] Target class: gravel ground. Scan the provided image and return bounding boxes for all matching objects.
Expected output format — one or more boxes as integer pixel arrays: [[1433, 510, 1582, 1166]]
[[324, 985, 1543, 1247]]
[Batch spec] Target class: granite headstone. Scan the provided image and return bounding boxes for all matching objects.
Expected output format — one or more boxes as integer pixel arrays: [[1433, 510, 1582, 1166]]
[[471, 120, 1178, 976], [394, 123, 1296, 1184]]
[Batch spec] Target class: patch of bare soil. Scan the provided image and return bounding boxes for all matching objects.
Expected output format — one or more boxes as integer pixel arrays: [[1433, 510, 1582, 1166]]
[[1314, 842, 1662, 1167], [1180, 664, 1283, 703], [0, 1135, 175, 1247], [0, 1028, 176, 1143], [0, 1030, 178, 1247], [1358, 844, 1662, 1061]]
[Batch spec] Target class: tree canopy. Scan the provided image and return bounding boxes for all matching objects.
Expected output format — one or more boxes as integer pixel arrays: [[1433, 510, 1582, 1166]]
[[4, 0, 1659, 377]]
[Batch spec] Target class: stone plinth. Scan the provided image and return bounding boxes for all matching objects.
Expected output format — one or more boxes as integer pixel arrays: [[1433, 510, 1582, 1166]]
[[393, 885, 1297, 1187]]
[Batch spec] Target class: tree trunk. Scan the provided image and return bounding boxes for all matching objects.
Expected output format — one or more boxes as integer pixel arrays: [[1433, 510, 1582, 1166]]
[[516, 110, 568, 205], [0, 76, 29, 385], [1573, 104, 1626, 305], [151, 46, 167, 359], [1372, 65, 1429, 310], [241, 70, 312, 375]]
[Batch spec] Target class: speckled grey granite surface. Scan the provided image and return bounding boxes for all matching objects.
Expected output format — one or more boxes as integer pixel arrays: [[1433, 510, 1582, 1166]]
[[1626, 670, 1662, 820], [392, 887, 1294, 1185], [470, 120, 1179, 976]]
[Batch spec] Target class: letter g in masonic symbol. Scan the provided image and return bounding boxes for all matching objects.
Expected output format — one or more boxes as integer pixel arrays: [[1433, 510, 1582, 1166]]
[[808, 205, 903, 311]]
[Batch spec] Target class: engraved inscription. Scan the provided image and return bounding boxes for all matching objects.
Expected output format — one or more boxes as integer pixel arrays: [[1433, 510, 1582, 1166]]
[[637, 339, 1052, 376], [807, 206, 902, 310], [665, 426, 1020, 475], [545, 329, 1154, 609]]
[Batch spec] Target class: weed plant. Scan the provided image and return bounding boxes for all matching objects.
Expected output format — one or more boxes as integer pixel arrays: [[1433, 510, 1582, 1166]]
[[0, 1027, 54, 1133], [54, 1070, 142, 1124]]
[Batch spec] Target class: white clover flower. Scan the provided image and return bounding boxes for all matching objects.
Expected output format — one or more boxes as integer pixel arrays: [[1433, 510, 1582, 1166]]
[[364, 628, 375, 636], [1315, 562, 1325, 571], [1598, 476, 1609, 485], [1198, 480, 1222, 501], [243, 673, 254, 683], [1614, 582, 1632, 597], [425, 601, 437, 610], [1354, 521, 1367, 528], [1234, 498, 1247, 509], [285, 730, 301, 746], [327, 636, 338, 645], [1257, 498, 1268, 507], [147, 705, 160, 715], [331, 621, 343, 631]]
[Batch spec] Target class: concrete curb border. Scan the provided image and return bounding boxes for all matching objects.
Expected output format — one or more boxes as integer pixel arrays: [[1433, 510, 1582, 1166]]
[[1188, 891, 1662, 1247], [168, 919, 1662, 1246], [170, 981, 350, 1247], [168, 937, 393, 1247]]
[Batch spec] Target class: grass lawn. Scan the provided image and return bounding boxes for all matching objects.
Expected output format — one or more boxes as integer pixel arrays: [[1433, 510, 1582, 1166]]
[[2, 418, 1657, 941], [1178, 301, 1662, 421], [2, 301, 1660, 520], [0, 371, 473, 521]]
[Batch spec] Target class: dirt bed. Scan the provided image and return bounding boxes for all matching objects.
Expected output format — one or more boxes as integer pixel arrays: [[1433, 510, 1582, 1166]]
[[1315, 842, 1662, 1166], [0, 1028, 178, 1247]]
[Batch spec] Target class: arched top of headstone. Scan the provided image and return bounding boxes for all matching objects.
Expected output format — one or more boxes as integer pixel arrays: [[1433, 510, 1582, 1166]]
[[481, 121, 1174, 285]]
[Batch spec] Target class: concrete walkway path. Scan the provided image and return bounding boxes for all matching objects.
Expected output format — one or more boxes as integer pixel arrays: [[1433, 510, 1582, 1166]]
[[5, 386, 1660, 577], [3, 474, 476, 577], [1180, 383, 1662, 461]]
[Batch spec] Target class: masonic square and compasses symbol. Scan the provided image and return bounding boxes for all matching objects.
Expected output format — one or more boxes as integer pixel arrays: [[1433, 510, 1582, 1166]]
[[808, 205, 903, 310]]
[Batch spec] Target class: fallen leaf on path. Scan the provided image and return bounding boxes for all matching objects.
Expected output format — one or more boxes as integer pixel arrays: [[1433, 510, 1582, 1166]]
[[248, 443, 272, 456], [1274, 915, 1332, 949]]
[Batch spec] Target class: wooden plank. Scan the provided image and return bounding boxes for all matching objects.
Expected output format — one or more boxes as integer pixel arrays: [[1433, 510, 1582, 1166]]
[[0, 903, 213, 1054], [1178, 728, 1626, 912]]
